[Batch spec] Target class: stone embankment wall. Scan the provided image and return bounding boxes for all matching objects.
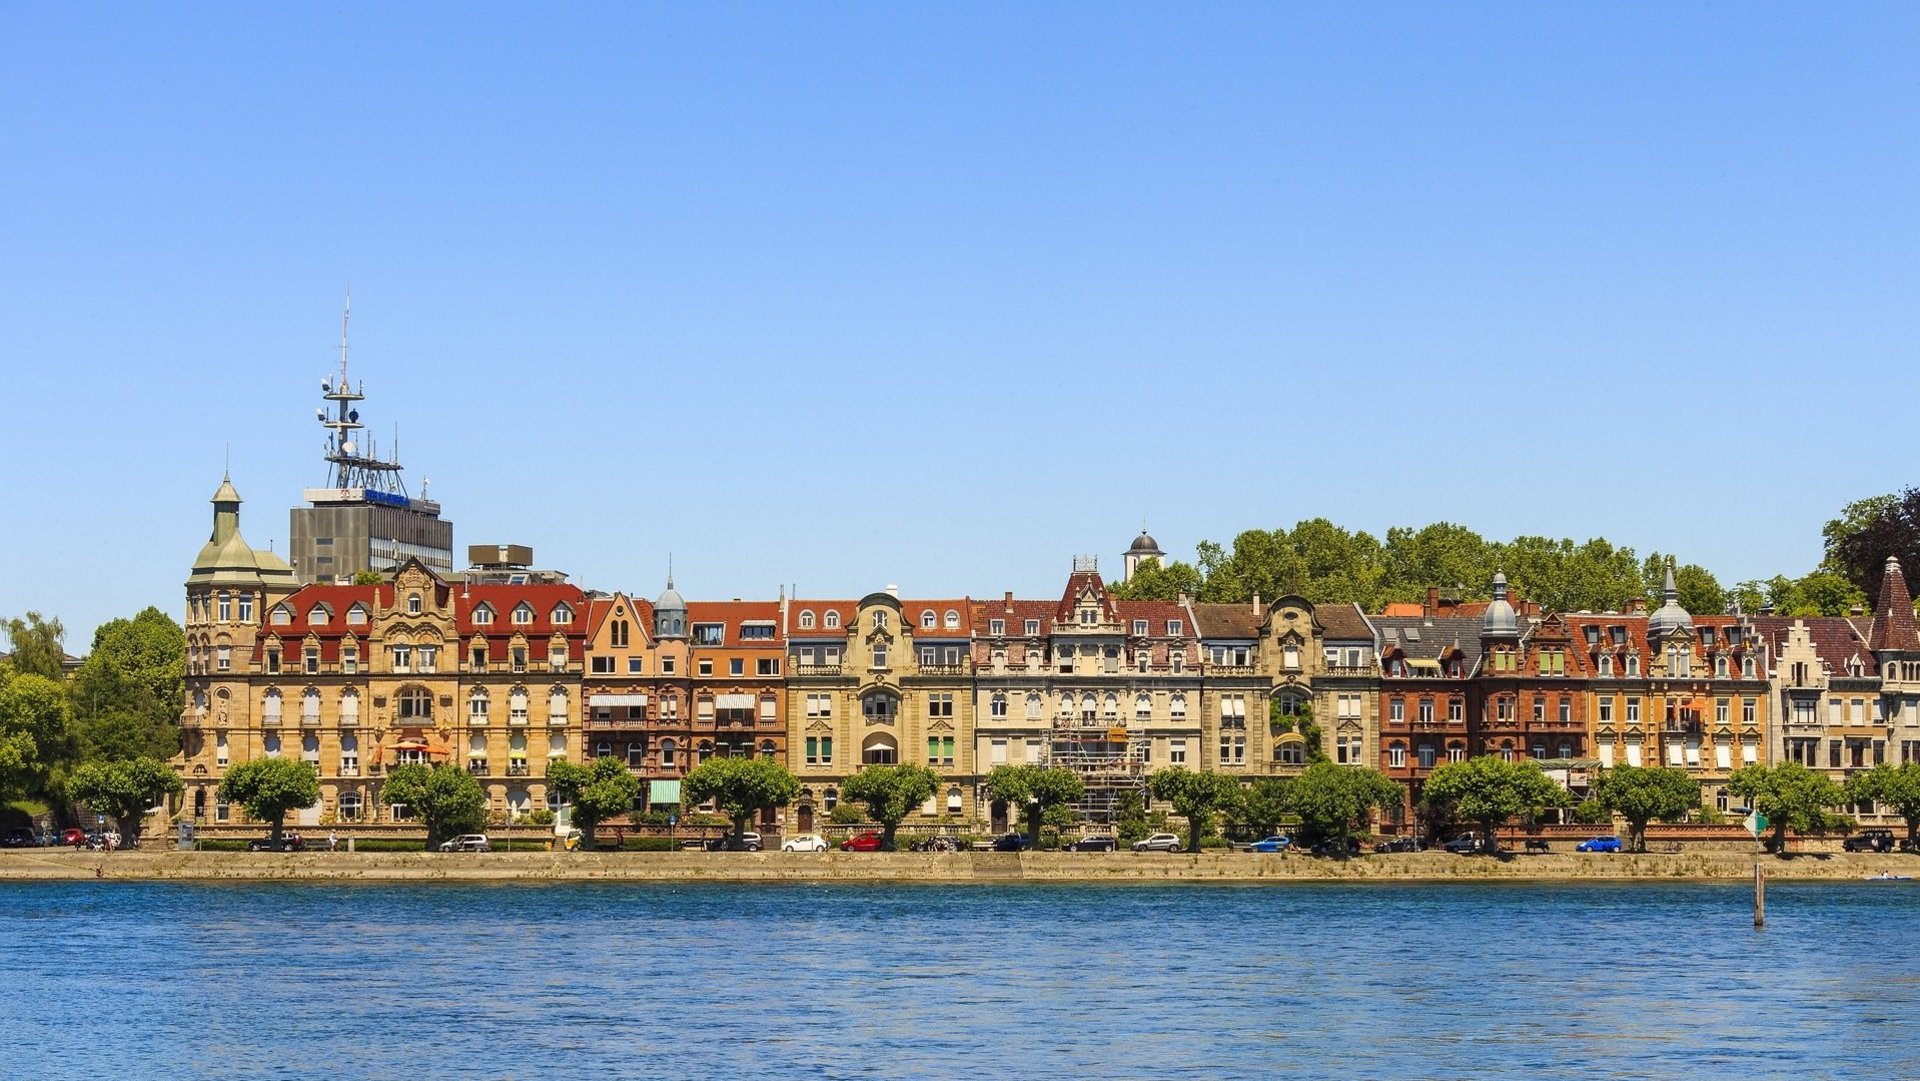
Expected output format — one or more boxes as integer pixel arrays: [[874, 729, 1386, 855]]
[[1, 849, 1913, 883]]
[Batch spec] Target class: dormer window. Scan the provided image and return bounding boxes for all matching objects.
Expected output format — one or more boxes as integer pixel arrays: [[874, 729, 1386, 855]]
[[271, 604, 293, 626], [1625, 655, 1640, 677], [472, 603, 494, 625], [1133, 620, 1148, 635], [308, 604, 331, 625], [1025, 619, 1041, 635], [944, 610, 960, 629], [1079, 608, 1097, 625], [512, 603, 535, 625], [550, 604, 573, 625], [799, 610, 816, 630], [408, 593, 423, 616], [1167, 620, 1183, 636], [989, 618, 1005, 636], [347, 603, 369, 625], [824, 611, 841, 630], [1742, 656, 1755, 678], [1599, 654, 1613, 676], [921, 611, 936, 629]]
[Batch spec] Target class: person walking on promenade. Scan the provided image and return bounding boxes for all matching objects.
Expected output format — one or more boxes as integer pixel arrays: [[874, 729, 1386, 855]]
[[328, 829, 338, 852]]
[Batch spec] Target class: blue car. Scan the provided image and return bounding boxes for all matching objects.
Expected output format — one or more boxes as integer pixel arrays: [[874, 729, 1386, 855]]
[[1575, 836, 1622, 853], [1247, 835, 1292, 853]]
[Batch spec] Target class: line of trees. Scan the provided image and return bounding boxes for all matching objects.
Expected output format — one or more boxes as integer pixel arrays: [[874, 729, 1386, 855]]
[[1110, 488, 1920, 618]]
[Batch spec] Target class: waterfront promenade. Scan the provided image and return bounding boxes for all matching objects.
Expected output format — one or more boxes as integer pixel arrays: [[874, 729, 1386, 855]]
[[1, 848, 1910, 882]]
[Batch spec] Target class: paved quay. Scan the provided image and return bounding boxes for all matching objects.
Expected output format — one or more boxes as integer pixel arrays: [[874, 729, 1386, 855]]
[[1, 849, 1913, 883]]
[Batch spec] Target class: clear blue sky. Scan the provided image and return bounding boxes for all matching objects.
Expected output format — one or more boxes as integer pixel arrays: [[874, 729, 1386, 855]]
[[3, 4, 1915, 645]]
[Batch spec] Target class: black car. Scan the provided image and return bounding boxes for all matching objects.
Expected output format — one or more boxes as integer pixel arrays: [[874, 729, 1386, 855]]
[[1844, 828, 1896, 853], [247, 835, 307, 852], [1, 827, 39, 848], [1310, 836, 1362, 857], [991, 833, 1032, 852], [1066, 834, 1118, 852], [1373, 836, 1424, 854]]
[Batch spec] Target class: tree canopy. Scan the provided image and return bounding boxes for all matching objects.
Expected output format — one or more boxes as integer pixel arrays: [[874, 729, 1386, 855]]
[[0, 670, 74, 804], [547, 756, 643, 847], [981, 764, 1084, 843], [67, 756, 181, 847], [1148, 766, 1239, 852], [1593, 765, 1699, 852], [1284, 761, 1400, 850], [1421, 756, 1569, 844], [1823, 490, 1920, 600], [682, 756, 798, 848], [840, 764, 943, 849], [1846, 763, 1920, 847], [216, 757, 319, 839], [382, 763, 489, 847], [1, 612, 67, 681], [1727, 761, 1845, 853]]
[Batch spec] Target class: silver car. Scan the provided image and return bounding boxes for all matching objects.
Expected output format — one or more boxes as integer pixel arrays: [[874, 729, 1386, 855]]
[[438, 834, 491, 852], [1131, 832, 1183, 852]]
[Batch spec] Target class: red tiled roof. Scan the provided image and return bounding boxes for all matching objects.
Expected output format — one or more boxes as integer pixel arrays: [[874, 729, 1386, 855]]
[[1871, 559, 1920, 652], [1750, 615, 1879, 677], [685, 601, 784, 648]]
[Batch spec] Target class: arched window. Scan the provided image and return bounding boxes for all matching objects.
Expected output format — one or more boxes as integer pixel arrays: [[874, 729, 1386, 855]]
[[262, 689, 283, 723], [1388, 741, 1406, 768], [509, 689, 529, 725], [697, 740, 715, 763], [340, 689, 359, 727], [945, 610, 960, 629], [398, 687, 432, 722], [947, 786, 963, 813], [823, 786, 839, 811], [548, 687, 567, 725], [873, 610, 889, 630], [1170, 693, 1187, 719], [548, 733, 567, 760], [1057, 693, 1073, 718], [302, 687, 321, 723], [920, 610, 936, 629], [862, 694, 899, 723], [1024, 693, 1042, 719], [660, 738, 677, 768], [799, 610, 816, 629], [1102, 694, 1118, 719], [1499, 740, 1515, 762], [760, 740, 777, 759], [824, 610, 840, 630], [990, 693, 1008, 718], [469, 689, 489, 724], [407, 593, 423, 616], [861, 733, 898, 765], [339, 790, 362, 821], [1136, 694, 1152, 720], [595, 741, 613, 759]]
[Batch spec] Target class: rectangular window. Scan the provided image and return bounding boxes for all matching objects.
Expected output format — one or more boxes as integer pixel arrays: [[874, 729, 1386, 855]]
[[550, 647, 567, 671], [391, 646, 411, 673], [757, 658, 779, 676], [511, 647, 526, 673], [1418, 699, 1434, 724], [989, 619, 1005, 636], [217, 646, 230, 671], [1132, 619, 1148, 635], [265, 650, 280, 674], [1169, 739, 1187, 766], [629, 657, 645, 674], [698, 659, 713, 677], [1389, 700, 1404, 724], [418, 646, 436, 673], [1025, 738, 1042, 763], [591, 656, 614, 674], [342, 649, 357, 675], [928, 693, 954, 718], [1025, 619, 1041, 635], [1599, 699, 1613, 724], [1626, 699, 1641, 724], [1389, 743, 1406, 768], [730, 658, 745, 677], [1448, 700, 1463, 723]]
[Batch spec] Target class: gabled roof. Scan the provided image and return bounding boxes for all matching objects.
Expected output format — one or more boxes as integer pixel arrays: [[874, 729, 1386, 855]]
[[1750, 615, 1879, 677], [1317, 603, 1374, 641], [1372, 614, 1485, 666], [973, 599, 1057, 636], [1055, 570, 1119, 624], [787, 600, 857, 636], [1115, 600, 1195, 638]]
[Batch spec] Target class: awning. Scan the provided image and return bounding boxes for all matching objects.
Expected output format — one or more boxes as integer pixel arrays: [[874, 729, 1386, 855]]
[[589, 694, 649, 706], [1407, 659, 1442, 671], [649, 780, 681, 804], [393, 738, 451, 757], [715, 694, 756, 709]]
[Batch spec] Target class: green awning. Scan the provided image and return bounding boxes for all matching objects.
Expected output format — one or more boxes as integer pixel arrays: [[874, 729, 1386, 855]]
[[649, 780, 681, 805]]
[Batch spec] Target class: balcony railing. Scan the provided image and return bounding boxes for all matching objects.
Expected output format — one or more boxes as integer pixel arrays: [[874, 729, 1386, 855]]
[[793, 664, 843, 676], [1206, 664, 1259, 678], [915, 663, 971, 677], [1321, 665, 1376, 677], [339, 766, 360, 777], [467, 760, 488, 774], [506, 762, 530, 777]]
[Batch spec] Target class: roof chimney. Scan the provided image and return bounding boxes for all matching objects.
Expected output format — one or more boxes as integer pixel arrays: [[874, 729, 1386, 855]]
[[1425, 586, 1439, 618], [1252, 591, 1261, 616], [886, 583, 900, 598]]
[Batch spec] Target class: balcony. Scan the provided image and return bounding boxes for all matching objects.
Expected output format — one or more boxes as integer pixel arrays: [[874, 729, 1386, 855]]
[[466, 760, 488, 775], [915, 663, 971, 677], [1206, 664, 1259, 678], [339, 766, 360, 777], [506, 762, 531, 777], [793, 663, 843, 677], [1321, 665, 1376, 678]]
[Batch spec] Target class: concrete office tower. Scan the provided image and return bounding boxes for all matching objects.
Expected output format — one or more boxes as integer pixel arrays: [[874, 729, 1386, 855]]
[[288, 301, 453, 583]]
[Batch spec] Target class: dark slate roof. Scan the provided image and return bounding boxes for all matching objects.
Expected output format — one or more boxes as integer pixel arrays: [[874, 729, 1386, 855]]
[[1371, 614, 1484, 665], [1870, 559, 1920, 652]]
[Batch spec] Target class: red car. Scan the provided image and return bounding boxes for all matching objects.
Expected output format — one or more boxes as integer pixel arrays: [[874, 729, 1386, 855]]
[[63, 828, 88, 848], [840, 832, 891, 852]]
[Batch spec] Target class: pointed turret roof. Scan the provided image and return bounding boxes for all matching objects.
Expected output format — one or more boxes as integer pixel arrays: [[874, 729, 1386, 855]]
[[1481, 570, 1518, 637], [1648, 562, 1693, 640], [1870, 556, 1920, 652]]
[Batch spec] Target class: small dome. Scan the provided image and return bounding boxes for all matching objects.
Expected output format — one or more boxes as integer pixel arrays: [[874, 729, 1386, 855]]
[[1482, 571, 1518, 637], [1129, 531, 1163, 554], [654, 580, 686, 613], [1648, 564, 1693, 639]]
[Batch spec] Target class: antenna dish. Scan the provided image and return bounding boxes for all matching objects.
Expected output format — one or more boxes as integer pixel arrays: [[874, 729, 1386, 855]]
[[341, 440, 356, 455]]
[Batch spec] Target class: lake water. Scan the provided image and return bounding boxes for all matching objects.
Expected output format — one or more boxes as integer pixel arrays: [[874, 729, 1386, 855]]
[[1, 880, 1914, 1079]]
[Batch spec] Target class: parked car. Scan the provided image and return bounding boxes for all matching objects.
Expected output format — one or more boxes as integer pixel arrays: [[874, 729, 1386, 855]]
[[1374, 836, 1424, 853], [1, 826, 39, 848], [438, 833, 491, 852], [1310, 836, 1360, 857], [1443, 832, 1498, 855], [990, 832, 1032, 852], [247, 835, 307, 852], [1575, 836, 1622, 853], [1132, 832, 1183, 852], [705, 832, 764, 852], [1844, 829, 1896, 853], [1066, 833, 1118, 852], [781, 833, 830, 852], [911, 835, 963, 852], [840, 832, 891, 852], [1245, 835, 1292, 853], [62, 827, 88, 848]]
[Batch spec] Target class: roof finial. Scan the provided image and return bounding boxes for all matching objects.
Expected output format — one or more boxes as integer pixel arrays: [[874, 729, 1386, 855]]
[[1663, 558, 1678, 602], [667, 552, 674, 590]]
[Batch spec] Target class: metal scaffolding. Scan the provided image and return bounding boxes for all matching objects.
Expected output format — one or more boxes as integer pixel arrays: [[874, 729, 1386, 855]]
[[1045, 721, 1149, 821]]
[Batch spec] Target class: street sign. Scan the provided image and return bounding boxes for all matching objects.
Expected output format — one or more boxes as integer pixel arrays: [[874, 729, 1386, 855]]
[[1744, 811, 1769, 837]]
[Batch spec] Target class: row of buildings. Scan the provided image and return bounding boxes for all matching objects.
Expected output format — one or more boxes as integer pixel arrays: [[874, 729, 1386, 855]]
[[178, 476, 1920, 836]]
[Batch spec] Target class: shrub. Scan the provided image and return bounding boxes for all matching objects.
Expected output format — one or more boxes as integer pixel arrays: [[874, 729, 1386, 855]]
[[525, 809, 555, 826], [1572, 799, 1612, 825], [620, 836, 677, 851], [1199, 835, 1230, 850], [828, 803, 867, 825]]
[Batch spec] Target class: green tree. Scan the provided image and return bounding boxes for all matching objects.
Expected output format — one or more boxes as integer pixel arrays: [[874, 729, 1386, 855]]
[[839, 763, 942, 849], [1380, 522, 1496, 605], [1110, 557, 1204, 602], [1593, 765, 1699, 852], [982, 764, 1085, 843], [71, 607, 184, 727], [0, 669, 75, 805], [1846, 763, 1920, 848], [1228, 777, 1291, 839], [1285, 761, 1400, 853], [382, 763, 489, 848], [682, 756, 799, 849], [216, 757, 319, 839], [351, 570, 386, 586], [1640, 554, 1725, 615], [1823, 490, 1918, 598], [1727, 761, 1846, 854], [547, 756, 643, 848], [1148, 767, 1240, 852], [1421, 756, 1569, 848], [1, 612, 67, 681], [1111, 788, 1150, 843], [66, 756, 182, 848]]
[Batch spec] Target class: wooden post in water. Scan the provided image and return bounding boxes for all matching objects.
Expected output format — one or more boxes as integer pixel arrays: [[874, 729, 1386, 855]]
[[1753, 863, 1766, 928]]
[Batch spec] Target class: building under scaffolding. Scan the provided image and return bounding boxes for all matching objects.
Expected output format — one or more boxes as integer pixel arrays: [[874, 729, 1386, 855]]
[[1047, 719, 1150, 821]]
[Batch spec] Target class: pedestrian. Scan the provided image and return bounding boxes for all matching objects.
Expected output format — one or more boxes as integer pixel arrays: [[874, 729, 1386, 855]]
[[328, 829, 338, 853]]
